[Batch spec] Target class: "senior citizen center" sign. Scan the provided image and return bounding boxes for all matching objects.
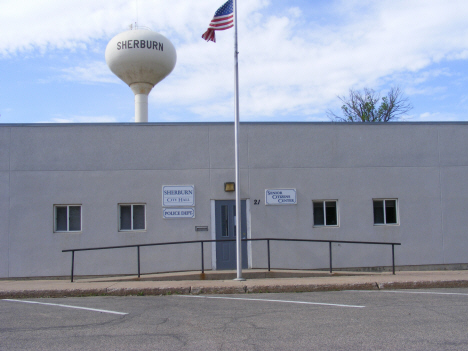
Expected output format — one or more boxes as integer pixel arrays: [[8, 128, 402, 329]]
[[265, 189, 297, 205]]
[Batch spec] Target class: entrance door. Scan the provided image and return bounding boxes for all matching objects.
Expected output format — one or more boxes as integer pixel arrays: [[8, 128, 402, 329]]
[[215, 200, 248, 270]]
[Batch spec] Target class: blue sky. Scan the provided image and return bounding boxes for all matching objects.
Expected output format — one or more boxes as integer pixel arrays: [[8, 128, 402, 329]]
[[1, 0, 468, 124]]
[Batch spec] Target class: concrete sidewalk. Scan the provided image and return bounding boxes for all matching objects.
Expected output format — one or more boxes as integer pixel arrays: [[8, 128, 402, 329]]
[[1, 269, 468, 299]]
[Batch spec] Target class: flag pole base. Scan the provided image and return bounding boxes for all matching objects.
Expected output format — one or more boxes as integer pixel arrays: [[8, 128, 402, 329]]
[[233, 278, 246, 281]]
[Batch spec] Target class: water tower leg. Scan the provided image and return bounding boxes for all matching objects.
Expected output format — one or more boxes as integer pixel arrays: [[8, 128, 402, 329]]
[[130, 83, 153, 123], [135, 94, 149, 123]]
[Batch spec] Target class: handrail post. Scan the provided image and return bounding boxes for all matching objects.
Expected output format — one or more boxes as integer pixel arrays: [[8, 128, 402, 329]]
[[392, 244, 395, 275], [267, 239, 271, 271], [137, 246, 141, 278], [329, 242, 333, 274], [71, 250, 75, 283], [201, 241, 205, 274]]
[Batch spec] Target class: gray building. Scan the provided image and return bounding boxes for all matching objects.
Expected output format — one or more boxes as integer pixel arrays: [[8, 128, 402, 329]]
[[1, 122, 467, 278]]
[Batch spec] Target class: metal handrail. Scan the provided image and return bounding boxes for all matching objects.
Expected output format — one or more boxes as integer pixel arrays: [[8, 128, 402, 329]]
[[63, 238, 401, 282]]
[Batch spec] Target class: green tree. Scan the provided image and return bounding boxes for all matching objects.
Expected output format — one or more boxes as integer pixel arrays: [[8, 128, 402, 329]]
[[327, 86, 413, 122]]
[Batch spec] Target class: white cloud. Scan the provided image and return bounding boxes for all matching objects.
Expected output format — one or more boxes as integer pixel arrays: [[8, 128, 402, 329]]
[[2, 0, 468, 121], [59, 61, 119, 84], [148, 0, 468, 120], [460, 95, 468, 105], [0, 0, 130, 55], [410, 112, 463, 122], [0, 0, 268, 54], [42, 115, 119, 123]]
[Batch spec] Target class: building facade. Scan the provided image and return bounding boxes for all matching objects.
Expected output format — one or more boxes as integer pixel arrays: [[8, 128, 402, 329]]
[[1, 122, 467, 278]]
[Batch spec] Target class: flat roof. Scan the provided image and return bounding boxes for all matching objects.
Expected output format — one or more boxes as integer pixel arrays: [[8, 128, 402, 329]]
[[0, 121, 467, 128]]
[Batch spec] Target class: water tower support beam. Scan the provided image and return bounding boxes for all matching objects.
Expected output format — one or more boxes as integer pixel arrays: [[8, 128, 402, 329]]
[[130, 83, 153, 123], [134, 94, 148, 123]]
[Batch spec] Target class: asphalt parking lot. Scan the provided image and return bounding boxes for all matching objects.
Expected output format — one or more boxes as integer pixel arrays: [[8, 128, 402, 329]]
[[2, 288, 468, 350]]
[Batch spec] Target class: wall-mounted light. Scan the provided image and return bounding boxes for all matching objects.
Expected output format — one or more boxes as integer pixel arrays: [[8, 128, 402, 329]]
[[224, 182, 235, 192]]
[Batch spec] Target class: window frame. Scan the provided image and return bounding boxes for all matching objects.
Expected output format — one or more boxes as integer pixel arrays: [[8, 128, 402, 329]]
[[119, 203, 146, 232], [312, 200, 339, 227], [54, 204, 82, 233], [373, 198, 399, 226]]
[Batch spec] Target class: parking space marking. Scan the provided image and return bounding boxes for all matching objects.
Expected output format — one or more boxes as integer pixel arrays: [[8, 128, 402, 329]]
[[371, 290, 468, 297], [3, 299, 128, 315], [177, 295, 365, 308], [345, 290, 468, 297]]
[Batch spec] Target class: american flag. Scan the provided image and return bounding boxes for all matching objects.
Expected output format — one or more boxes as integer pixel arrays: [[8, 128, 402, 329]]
[[202, 0, 234, 43]]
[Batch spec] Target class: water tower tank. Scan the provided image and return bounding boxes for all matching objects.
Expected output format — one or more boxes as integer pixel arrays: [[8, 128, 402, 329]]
[[105, 29, 177, 122]]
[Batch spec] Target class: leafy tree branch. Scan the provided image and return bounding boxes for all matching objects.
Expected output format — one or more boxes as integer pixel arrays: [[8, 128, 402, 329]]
[[327, 87, 413, 122]]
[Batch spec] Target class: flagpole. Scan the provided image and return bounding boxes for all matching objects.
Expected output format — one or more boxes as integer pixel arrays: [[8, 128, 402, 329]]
[[233, 0, 244, 281]]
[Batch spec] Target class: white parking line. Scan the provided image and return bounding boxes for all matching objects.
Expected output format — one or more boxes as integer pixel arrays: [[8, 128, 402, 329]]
[[3, 299, 128, 315], [368, 290, 468, 297], [177, 295, 365, 308]]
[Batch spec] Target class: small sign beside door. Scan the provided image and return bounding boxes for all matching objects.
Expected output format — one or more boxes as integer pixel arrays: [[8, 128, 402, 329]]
[[265, 189, 297, 205], [162, 185, 195, 207], [163, 208, 195, 219]]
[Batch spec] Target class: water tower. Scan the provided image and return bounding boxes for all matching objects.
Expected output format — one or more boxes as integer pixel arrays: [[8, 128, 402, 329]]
[[105, 28, 177, 122]]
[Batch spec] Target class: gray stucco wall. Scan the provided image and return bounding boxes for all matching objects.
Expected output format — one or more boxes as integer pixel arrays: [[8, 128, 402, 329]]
[[1, 122, 467, 277], [246, 123, 445, 269]]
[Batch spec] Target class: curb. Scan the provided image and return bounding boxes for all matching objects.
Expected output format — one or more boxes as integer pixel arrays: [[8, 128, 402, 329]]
[[2, 280, 468, 299], [375, 280, 468, 290]]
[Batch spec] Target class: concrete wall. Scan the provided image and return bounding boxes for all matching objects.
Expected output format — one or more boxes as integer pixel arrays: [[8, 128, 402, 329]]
[[246, 123, 443, 269], [1, 122, 468, 277], [0, 127, 10, 278]]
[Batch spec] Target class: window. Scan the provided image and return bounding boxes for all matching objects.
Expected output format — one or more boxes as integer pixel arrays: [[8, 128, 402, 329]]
[[373, 199, 398, 225], [54, 205, 81, 232], [313, 200, 338, 227], [119, 204, 146, 231]]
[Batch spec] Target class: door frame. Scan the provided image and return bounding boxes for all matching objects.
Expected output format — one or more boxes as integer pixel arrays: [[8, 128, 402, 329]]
[[211, 199, 251, 270]]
